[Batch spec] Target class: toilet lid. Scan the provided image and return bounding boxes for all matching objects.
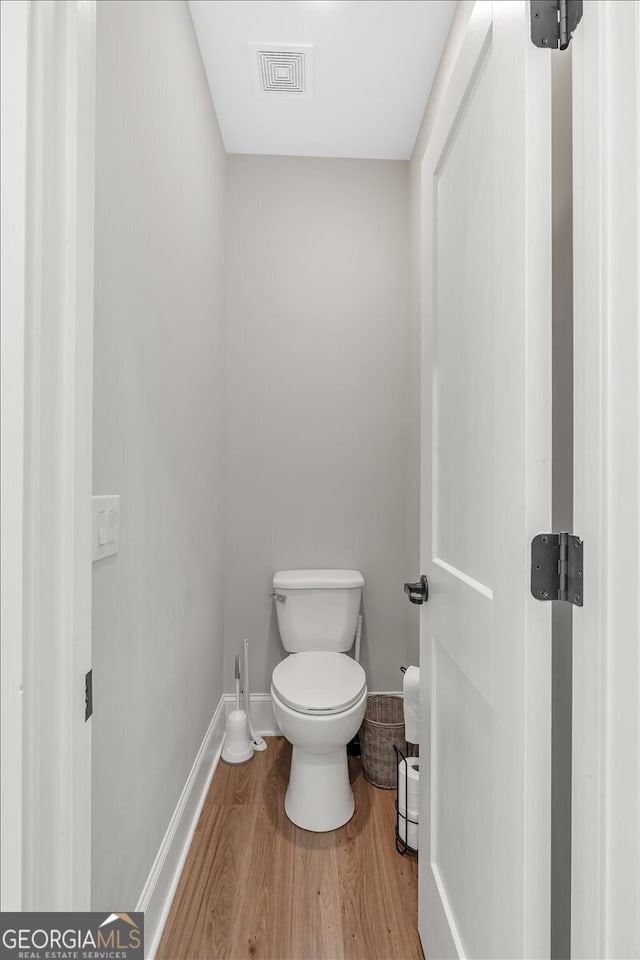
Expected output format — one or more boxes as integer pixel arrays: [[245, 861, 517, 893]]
[[272, 652, 367, 715]]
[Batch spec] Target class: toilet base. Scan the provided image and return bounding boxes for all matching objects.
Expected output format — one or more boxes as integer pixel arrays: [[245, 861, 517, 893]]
[[285, 746, 354, 832]]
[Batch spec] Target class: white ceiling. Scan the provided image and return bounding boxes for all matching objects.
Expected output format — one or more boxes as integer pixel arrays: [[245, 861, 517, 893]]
[[188, 0, 456, 160]]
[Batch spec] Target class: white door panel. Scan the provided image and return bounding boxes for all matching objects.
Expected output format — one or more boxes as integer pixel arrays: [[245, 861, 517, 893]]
[[419, 3, 553, 957]]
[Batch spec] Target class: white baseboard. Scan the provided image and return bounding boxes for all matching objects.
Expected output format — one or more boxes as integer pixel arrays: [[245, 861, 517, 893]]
[[137, 694, 226, 960], [222, 690, 401, 735], [224, 691, 281, 735]]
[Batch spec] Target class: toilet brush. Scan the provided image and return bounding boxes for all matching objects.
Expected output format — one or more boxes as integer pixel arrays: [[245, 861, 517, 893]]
[[222, 656, 253, 764], [244, 638, 267, 751]]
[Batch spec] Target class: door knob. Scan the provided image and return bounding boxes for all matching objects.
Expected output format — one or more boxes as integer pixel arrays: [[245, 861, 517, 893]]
[[404, 575, 429, 605]]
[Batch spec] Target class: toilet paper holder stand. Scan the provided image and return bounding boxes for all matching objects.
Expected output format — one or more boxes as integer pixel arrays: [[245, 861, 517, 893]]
[[394, 744, 419, 858]]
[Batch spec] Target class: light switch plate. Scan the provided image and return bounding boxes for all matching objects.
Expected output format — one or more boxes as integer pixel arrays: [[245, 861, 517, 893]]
[[92, 495, 120, 562]]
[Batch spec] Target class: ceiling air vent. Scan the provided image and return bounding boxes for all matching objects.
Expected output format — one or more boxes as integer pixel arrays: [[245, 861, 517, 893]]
[[248, 43, 314, 98]]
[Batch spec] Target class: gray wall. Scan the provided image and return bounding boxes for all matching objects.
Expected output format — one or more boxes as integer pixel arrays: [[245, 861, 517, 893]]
[[92, 0, 226, 909], [224, 155, 412, 692]]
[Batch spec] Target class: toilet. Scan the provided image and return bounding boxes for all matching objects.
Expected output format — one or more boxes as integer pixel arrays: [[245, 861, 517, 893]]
[[271, 569, 367, 832]]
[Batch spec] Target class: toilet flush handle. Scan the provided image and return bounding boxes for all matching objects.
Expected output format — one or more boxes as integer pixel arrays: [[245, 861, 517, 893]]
[[270, 591, 286, 603]]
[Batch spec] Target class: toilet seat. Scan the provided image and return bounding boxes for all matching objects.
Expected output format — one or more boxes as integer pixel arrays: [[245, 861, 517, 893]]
[[272, 652, 366, 715]]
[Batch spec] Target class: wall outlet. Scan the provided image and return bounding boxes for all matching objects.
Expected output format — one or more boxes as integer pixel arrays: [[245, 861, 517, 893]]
[[92, 495, 120, 562]]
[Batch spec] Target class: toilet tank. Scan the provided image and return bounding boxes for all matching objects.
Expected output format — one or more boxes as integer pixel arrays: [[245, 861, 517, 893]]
[[273, 569, 364, 653]]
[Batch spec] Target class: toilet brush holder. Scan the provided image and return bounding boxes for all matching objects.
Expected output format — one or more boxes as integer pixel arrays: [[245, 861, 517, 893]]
[[222, 709, 253, 764]]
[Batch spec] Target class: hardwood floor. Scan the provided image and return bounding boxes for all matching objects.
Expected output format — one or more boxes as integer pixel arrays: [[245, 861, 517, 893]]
[[157, 738, 423, 960]]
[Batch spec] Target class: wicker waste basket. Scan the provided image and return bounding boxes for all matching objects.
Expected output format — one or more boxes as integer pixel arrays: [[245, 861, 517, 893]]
[[359, 694, 406, 789]]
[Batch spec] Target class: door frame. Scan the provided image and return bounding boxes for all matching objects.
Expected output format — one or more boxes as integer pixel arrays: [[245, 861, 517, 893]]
[[571, 1, 640, 956], [0, 0, 96, 909], [1, 0, 30, 911]]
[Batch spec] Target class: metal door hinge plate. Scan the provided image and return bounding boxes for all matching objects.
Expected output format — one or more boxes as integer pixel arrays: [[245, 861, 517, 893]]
[[531, 0, 583, 50], [531, 533, 583, 606]]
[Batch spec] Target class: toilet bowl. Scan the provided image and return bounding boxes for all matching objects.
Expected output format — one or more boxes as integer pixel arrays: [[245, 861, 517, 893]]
[[271, 651, 367, 831], [271, 569, 367, 832]]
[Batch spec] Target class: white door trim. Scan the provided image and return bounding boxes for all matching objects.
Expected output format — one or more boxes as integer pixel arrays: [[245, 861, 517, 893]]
[[0, 0, 30, 912], [11, 0, 96, 910], [571, 1, 640, 956]]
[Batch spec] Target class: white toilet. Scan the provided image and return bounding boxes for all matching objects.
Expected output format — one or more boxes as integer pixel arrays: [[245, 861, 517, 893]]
[[271, 569, 367, 832]]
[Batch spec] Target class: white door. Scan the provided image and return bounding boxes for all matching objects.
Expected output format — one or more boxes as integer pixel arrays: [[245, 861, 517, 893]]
[[418, 3, 554, 957]]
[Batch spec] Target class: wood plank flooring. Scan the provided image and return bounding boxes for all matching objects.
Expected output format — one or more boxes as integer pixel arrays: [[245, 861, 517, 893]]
[[157, 738, 423, 960]]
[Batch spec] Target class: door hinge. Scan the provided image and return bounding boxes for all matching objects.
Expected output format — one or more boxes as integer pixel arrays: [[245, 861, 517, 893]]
[[530, 0, 583, 50], [531, 533, 584, 606], [85, 669, 93, 721]]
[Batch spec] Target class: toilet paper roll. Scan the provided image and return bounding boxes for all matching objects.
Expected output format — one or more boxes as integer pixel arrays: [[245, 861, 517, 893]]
[[398, 812, 419, 852], [397, 756, 420, 817], [403, 665, 420, 744]]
